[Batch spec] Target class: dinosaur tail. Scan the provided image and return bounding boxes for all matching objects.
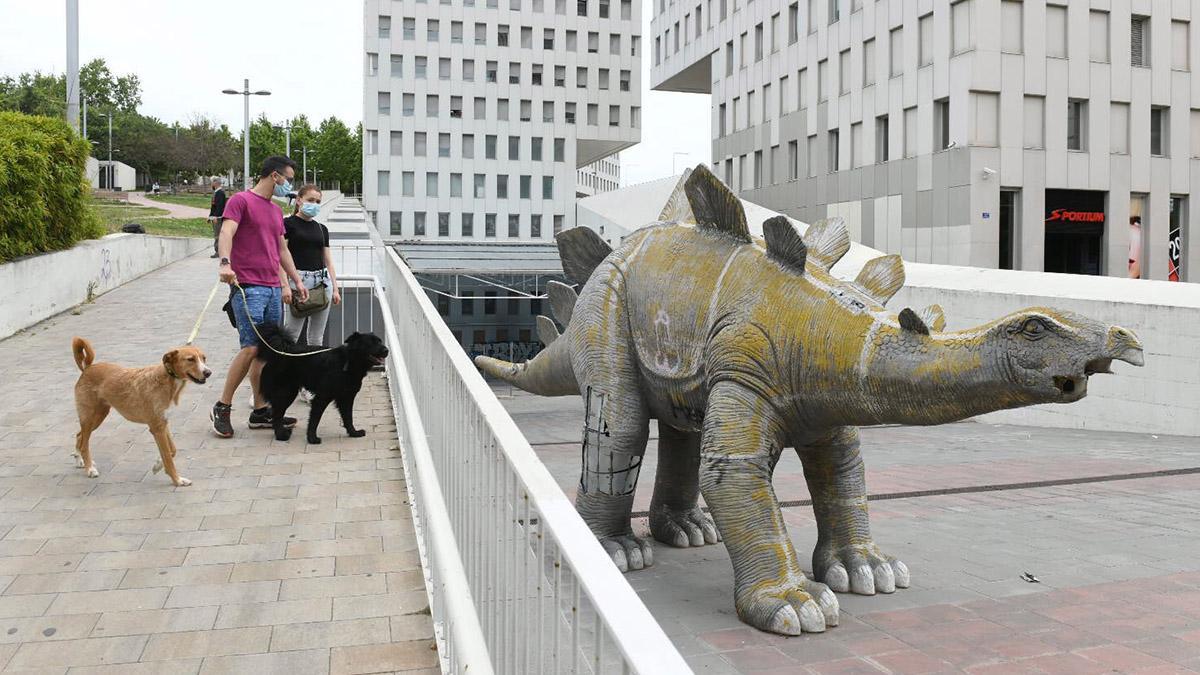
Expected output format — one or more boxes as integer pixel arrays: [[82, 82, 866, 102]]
[[474, 337, 578, 396], [72, 337, 95, 371]]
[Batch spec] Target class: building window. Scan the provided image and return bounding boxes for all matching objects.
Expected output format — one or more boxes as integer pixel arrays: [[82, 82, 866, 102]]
[[402, 93, 414, 117], [1111, 102, 1130, 155], [1132, 16, 1150, 68], [427, 19, 439, 41], [1067, 99, 1088, 151], [413, 132, 426, 156], [461, 213, 473, 238], [806, 135, 817, 177], [1001, 1, 1022, 54], [414, 212, 426, 236], [554, 215, 564, 235], [918, 14, 933, 67], [543, 176, 554, 199], [875, 114, 889, 163], [753, 150, 763, 188], [1173, 21, 1191, 71], [531, 214, 542, 238], [439, 133, 450, 157], [1090, 11, 1109, 63], [850, 122, 862, 168], [390, 212, 403, 236], [554, 138, 565, 162], [366, 129, 379, 154], [450, 173, 462, 198], [451, 20, 463, 44], [789, 3, 799, 43], [485, 214, 496, 237], [890, 27, 903, 78], [1024, 96, 1045, 149], [389, 131, 401, 155], [934, 97, 950, 150], [520, 175, 531, 199], [462, 133, 474, 158], [415, 56, 427, 79], [461, 290, 474, 316], [378, 16, 391, 38], [755, 23, 764, 61], [863, 39, 875, 87], [838, 49, 850, 95], [403, 17, 415, 40], [426, 173, 438, 198], [828, 129, 840, 173], [817, 59, 828, 101], [971, 92, 999, 148], [1151, 107, 1169, 156], [1046, 5, 1067, 59], [402, 172, 414, 196], [788, 140, 799, 179], [367, 52, 378, 77], [951, 1, 973, 54], [828, 0, 839, 25], [903, 106, 917, 158], [438, 212, 450, 237], [508, 214, 520, 238], [485, 135, 497, 159], [377, 92, 390, 115], [377, 171, 390, 196]]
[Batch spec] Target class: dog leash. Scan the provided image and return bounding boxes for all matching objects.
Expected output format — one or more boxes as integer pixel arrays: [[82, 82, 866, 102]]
[[185, 282, 223, 345], [232, 283, 337, 357]]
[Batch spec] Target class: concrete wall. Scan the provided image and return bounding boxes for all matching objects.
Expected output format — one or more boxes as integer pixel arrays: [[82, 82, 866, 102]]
[[0, 234, 209, 339], [891, 263, 1200, 437]]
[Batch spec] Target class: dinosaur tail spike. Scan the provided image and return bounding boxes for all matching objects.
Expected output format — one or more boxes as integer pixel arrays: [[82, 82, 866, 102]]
[[659, 168, 696, 223], [804, 217, 851, 270], [536, 315, 560, 346], [474, 337, 578, 396], [546, 281, 578, 326], [556, 227, 613, 286], [918, 304, 947, 332]]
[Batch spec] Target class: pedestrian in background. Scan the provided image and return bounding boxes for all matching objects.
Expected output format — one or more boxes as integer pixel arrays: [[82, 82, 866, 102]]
[[208, 178, 227, 258]]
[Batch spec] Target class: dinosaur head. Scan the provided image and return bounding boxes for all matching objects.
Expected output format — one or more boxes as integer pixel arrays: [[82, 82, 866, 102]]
[[982, 308, 1144, 404]]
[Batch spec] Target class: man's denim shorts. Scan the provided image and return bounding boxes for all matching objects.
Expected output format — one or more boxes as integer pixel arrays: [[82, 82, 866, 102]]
[[230, 285, 282, 348]]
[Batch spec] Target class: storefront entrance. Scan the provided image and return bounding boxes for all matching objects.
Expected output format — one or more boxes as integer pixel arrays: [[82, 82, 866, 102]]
[[1044, 190, 1106, 275]]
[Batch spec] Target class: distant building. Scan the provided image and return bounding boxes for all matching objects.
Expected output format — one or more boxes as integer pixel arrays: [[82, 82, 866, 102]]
[[362, 0, 642, 245], [576, 154, 622, 197], [651, 0, 1197, 281], [85, 157, 137, 192]]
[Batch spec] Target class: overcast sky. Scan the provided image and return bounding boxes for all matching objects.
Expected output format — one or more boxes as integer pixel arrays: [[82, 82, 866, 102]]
[[0, 1, 710, 186]]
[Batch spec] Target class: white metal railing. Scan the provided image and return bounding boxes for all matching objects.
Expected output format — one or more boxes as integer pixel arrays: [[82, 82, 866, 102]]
[[349, 247, 690, 674]]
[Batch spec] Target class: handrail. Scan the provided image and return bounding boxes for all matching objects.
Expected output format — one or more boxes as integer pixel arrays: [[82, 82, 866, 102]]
[[340, 273, 494, 673], [375, 248, 691, 673]]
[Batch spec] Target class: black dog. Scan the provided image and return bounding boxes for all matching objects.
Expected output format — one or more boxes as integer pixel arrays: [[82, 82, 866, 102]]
[[256, 324, 389, 444]]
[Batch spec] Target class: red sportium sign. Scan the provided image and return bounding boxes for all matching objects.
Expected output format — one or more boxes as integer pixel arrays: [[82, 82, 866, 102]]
[[1045, 209, 1106, 223]]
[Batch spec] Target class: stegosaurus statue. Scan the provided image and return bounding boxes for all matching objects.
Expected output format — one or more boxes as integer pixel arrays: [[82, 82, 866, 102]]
[[476, 165, 1144, 636]]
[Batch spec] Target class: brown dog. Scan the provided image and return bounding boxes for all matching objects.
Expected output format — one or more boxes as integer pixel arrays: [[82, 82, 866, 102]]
[[71, 337, 211, 487]]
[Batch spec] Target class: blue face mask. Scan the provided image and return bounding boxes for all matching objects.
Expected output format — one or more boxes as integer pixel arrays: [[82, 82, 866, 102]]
[[300, 202, 320, 218], [273, 176, 293, 198]]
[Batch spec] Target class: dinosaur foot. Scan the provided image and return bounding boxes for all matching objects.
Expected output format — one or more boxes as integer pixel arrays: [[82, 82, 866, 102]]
[[598, 534, 654, 572], [814, 543, 910, 595], [649, 505, 721, 548], [737, 578, 839, 636]]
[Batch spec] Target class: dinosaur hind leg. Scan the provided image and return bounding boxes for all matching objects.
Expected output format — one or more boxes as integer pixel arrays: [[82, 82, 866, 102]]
[[649, 424, 720, 548], [798, 426, 910, 595]]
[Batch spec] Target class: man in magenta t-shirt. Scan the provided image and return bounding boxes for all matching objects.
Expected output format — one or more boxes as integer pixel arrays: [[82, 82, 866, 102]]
[[211, 156, 309, 438]]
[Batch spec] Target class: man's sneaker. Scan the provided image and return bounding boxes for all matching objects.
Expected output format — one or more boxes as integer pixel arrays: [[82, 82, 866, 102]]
[[211, 402, 234, 438], [249, 406, 297, 429]]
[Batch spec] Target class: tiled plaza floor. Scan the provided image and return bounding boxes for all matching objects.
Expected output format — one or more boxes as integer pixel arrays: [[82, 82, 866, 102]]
[[500, 386, 1200, 674], [0, 252, 436, 674]]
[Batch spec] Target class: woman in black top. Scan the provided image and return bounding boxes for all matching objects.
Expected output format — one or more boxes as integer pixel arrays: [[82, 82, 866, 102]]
[[281, 185, 340, 346]]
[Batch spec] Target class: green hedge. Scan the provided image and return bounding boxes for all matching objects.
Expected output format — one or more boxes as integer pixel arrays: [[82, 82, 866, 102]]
[[0, 111, 102, 263]]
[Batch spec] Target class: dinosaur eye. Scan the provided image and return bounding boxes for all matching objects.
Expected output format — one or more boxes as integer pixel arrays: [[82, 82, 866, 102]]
[[1021, 318, 1049, 339]]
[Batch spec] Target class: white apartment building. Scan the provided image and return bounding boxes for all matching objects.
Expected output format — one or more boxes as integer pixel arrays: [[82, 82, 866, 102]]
[[651, 0, 1200, 281], [363, 0, 642, 244], [576, 153, 622, 195]]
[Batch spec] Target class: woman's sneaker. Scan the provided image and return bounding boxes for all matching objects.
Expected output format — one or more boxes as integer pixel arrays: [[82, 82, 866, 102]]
[[249, 406, 297, 429], [211, 402, 234, 438]]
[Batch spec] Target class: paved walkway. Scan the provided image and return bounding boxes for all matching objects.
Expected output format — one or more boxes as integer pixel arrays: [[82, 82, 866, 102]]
[[502, 388, 1200, 674], [0, 253, 436, 673], [127, 192, 210, 219]]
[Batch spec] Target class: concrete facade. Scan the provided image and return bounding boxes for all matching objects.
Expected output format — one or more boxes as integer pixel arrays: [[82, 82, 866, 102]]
[[651, 0, 1200, 282], [362, 0, 642, 244], [576, 153, 622, 196]]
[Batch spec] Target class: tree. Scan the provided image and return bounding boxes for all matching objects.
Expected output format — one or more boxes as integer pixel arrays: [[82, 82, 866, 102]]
[[311, 117, 362, 188]]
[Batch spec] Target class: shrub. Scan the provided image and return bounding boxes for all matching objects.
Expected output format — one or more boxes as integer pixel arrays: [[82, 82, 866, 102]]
[[0, 111, 103, 262]]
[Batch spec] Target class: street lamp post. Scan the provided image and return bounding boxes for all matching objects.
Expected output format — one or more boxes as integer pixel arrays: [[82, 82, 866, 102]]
[[221, 79, 271, 189]]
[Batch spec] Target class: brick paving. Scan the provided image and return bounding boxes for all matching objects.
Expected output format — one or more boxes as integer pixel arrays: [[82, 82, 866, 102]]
[[501, 387, 1200, 674], [0, 253, 435, 673]]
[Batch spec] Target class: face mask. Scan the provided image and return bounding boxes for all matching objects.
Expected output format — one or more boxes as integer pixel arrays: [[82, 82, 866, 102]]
[[273, 175, 293, 198], [300, 203, 320, 218]]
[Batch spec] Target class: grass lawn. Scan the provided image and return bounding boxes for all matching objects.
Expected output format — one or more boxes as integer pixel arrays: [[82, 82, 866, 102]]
[[90, 196, 212, 238], [147, 193, 213, 210]]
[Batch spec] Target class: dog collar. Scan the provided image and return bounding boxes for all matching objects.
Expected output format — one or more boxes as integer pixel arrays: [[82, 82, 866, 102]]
[[164, 364, 182, 380]]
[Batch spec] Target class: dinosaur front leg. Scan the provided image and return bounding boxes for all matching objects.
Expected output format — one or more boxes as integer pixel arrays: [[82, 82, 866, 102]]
[[648, 424, 720, 548], [798, 426, 911, 595], [701, 381, 838, 635]]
